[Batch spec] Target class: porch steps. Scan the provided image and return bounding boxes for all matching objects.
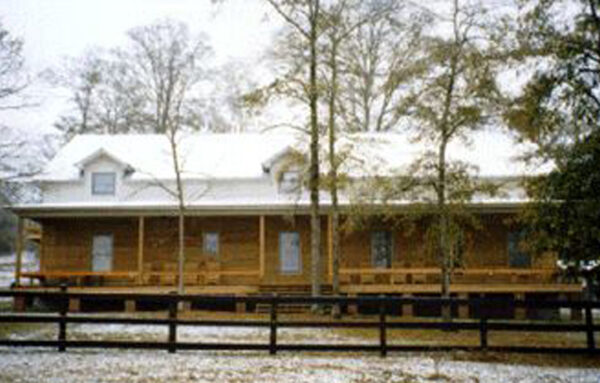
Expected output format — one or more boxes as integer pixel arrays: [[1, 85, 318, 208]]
[[257, 284, 333, 295]]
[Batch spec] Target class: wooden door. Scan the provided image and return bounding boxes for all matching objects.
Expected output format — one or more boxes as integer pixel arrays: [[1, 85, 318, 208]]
[[92, 235, 114, 272], [279, 232, 301, 274]]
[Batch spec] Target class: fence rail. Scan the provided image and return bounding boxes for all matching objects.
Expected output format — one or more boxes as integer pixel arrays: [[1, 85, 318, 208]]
[[0, 287, 598, 356]]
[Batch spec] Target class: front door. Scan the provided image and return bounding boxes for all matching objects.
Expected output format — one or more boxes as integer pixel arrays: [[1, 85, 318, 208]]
[[279, 232, 301, 274], [92, 235, 114, 272], [371, 231, 393, 268], [508, 230, 530, 268]]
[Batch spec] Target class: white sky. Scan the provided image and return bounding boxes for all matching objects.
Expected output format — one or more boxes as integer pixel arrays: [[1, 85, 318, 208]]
[[0, 0, 544, 143], [0, 0, 279, 136]]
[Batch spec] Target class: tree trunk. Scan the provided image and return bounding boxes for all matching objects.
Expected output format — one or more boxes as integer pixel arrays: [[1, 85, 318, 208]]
[[177, 208, 184, 296], [438, 23, 458, 320], [438, 139, 451, 320], [168, 130, 186, 298], [309, 0, 322, 311], [327, 38, 341, 318]]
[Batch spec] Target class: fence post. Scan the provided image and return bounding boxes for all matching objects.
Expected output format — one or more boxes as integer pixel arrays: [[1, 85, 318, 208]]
[[58, 284, 67, 353], [585, 301, 595, 352], [269, 293, 278, 355], [379, 295, 387, 357], [478, 298, 488, 351], [168, 291, 178, 354]]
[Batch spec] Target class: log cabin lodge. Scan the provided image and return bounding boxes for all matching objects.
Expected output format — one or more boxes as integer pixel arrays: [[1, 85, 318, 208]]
[[9, 133, 582, 318]]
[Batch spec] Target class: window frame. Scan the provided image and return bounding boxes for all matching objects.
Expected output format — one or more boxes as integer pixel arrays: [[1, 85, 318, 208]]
[[279, 231, 302, 275], [370, 230, 394, 269], [91, 234, 114, 272], [279, 171, 301, 193], [203, 232, 220, 256], [508, 229, 531, 268], [91, 172, 116, 196]]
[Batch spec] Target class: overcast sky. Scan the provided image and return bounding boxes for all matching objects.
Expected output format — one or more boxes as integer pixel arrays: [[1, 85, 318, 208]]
[[0, 0, 278, 136]]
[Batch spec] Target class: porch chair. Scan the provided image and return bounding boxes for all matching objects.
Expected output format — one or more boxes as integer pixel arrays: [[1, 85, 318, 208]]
[[161, 262, 177, 286], [338, 272, 351, 285], [142, 262, 156, 285], [390, 262, 407, 285], [391, 272, 407, 284], [205, 261, 221, 285], [184, 262, 201, 286], [359, 263, 376, 284]]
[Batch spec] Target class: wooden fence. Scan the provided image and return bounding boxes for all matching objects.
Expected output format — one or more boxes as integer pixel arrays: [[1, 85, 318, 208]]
[[0, 287, 598, 356]]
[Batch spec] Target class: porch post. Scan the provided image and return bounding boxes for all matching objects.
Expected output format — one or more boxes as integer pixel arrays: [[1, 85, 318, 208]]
[[137, 216, 145, 285], [327, 214, 333, 283], [259, 215, 266, 281], [15, 217, 24, 287]]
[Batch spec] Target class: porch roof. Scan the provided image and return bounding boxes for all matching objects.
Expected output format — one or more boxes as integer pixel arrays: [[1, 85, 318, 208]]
[[11, 199, 527, 218]]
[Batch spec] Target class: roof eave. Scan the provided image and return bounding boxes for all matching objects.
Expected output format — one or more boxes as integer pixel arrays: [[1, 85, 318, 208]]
[[9, 201, 527, 218]]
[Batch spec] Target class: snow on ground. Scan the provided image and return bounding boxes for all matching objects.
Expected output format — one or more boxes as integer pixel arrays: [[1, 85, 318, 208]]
[[1, 323, 599, 382], [0, 347, 599, 383], [6, 321, 364, 345]]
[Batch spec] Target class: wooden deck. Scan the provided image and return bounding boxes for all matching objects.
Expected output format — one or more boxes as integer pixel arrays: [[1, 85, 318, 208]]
[[13, 284, 261, 295], [14, 282, 581, 295], [17, 266, 580, 295], [341, 283, 582, 294]]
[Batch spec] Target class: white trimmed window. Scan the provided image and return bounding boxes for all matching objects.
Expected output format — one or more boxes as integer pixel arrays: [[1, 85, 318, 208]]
[[279, 171, 301, 193], [279, 231, 301, 274], [371, 231, 393, 268], [92, 172, 116, 195], [91, 234, 113, 272], [203, 232, 219, 256]]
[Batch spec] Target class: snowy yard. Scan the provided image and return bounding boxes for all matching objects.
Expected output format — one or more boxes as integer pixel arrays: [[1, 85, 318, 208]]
[[1, 344, 599, 383], [1, 322, 600, 382]]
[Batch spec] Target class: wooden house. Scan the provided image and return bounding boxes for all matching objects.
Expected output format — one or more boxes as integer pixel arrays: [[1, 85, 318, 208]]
[[10, 133, 582, 316]]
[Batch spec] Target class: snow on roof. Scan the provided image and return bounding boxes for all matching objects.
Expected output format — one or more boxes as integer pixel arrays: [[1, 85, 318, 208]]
[[37, 133, 300, 181], [74, 148, 132, 169], [35, 131, 546, 182]]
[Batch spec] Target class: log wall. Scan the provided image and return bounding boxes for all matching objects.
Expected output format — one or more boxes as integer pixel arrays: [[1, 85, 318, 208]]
[[39, 212, 554, 286]]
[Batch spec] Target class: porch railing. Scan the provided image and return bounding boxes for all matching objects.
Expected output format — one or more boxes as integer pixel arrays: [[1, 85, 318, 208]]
[[339, 267, 560, 284], [19, 270, 261, 287]]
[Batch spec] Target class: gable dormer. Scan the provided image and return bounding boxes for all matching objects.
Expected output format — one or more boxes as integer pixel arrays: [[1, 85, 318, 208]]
[[75, 148, 133, 198], [262, 146, 306, 194]]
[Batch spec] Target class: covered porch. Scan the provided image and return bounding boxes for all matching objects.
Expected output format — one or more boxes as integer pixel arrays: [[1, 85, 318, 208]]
[[11, 211, 580, 295]]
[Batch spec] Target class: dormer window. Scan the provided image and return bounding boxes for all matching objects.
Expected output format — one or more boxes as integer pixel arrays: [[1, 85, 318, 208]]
[[92, 172, 116, 195], [279, 171, 301, 193]]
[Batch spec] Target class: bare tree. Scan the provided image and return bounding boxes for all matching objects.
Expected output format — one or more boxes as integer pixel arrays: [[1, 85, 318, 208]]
[[49, 20, 212, 136], [0, 23, 39, 195], [44, 52, 105, 137], [338, 3, 429, 132], [0, 23, 28, 112], [266, 0, 323, 306], [122, 20, 211, 134], [0, 22, 29, 172], [203, 61, 259, 132], [0, 23, 56, 253]]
